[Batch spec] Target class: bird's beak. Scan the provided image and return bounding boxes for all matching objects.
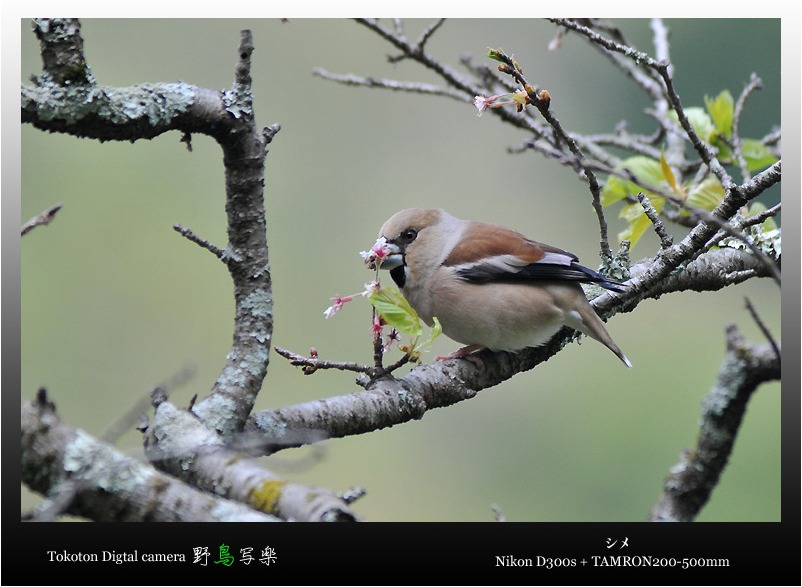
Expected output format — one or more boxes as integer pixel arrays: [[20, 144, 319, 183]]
[[379, 242, 404, 270]]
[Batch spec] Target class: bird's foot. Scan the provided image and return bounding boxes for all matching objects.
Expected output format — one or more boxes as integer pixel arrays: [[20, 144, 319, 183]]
[[436, 344, 486, 368]]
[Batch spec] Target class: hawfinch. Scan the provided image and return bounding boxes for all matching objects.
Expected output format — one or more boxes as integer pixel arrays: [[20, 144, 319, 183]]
[[375, 208, 631, 367]]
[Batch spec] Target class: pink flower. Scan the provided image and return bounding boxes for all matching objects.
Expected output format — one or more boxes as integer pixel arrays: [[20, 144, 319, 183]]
[[473, 95, 493, 115], [473, 94, 515, 116], [360, 237, 391, 269], [474, 92, 531, 116], [323, 295, 354, 319], [322, 282, 378, 319]]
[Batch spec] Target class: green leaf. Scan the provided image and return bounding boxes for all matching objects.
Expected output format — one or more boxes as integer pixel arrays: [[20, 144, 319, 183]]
[[669, 107, 717, 143], [431, 316, 442, 339], [600, 175, 630, 206], [617, 206, 652, 247], [620, 156, 666, 186], [368, 286, 423, 337], [486, 48, 505, 63], [686, 178, 725, 211], [410, 317, 442, 357], [740, 139, 778, 171], [601, 156, 665, 206], [704, 90, 734, 138]]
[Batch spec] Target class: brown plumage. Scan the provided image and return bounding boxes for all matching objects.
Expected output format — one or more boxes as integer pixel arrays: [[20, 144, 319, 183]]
[[376, 208, 631, 367]]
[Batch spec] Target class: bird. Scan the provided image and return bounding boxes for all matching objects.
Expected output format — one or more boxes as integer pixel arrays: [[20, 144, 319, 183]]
[[373, 208, 632, 367]]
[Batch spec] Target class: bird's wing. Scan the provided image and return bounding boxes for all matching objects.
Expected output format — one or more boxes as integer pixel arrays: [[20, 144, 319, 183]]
[[444, 222, 625, 292]]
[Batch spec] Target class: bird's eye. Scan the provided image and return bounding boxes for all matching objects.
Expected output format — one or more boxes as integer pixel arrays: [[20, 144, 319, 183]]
[[399, 228, 418, 244]]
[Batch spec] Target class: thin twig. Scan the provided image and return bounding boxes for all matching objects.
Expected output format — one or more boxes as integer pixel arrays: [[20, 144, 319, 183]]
[[384, 352, 413, 373], [275, 346, 373, 376], [550, 18, 665, 103], [415, 18, 446, 50], [649, 18, 687, 167], [656, 61, 735, 191], [491, 48, 613, 257], [372, 320, 385, 371], [312, 69, 468, 102], [392, 19, 406, 43], [762, 128, 781, 147], [744, 297, 781, 363], [731, 73, 764, 183], [173, 223, 226, 260], [741, 203, 781, 228], [580, 132, 664, 161], [637, 192, 673, 248]]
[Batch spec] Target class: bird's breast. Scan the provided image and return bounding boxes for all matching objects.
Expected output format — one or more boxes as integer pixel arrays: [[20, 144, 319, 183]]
[[404, 272, 570, 351]]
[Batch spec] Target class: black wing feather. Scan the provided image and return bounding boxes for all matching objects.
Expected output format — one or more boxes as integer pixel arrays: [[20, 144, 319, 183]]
[[456, 261, 627, 293]]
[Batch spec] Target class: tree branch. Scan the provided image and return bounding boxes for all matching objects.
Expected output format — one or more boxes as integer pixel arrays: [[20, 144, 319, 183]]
[[31, 18, 91, 85], [649, 326, 780, 521], [173, 224, 227, 261], [22, 20, 290, 521], [21, 390, 280, 522], [312, 68, 468, 102], [349, 18, 545, 137], [549, 18, 666, 104], [744, 297, 781, 362], [189, 30, 275, 438], [730, 73, 764, 182], [637, 192, 673, 248], [143, 394, 359, 521]]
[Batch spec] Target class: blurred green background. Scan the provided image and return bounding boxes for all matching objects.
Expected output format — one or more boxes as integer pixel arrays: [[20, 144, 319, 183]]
[[20, 18, 781, 521]]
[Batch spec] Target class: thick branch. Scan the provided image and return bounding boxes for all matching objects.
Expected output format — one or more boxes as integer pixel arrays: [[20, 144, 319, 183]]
[[32, 18, 91, 85], [21, 390, 279, 522], [625, 247, 775, 303], [22, 77, 230, 141], [190, 30, 274, 438], [144, 398, 359, 521], [650, 327, 780, 521]]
